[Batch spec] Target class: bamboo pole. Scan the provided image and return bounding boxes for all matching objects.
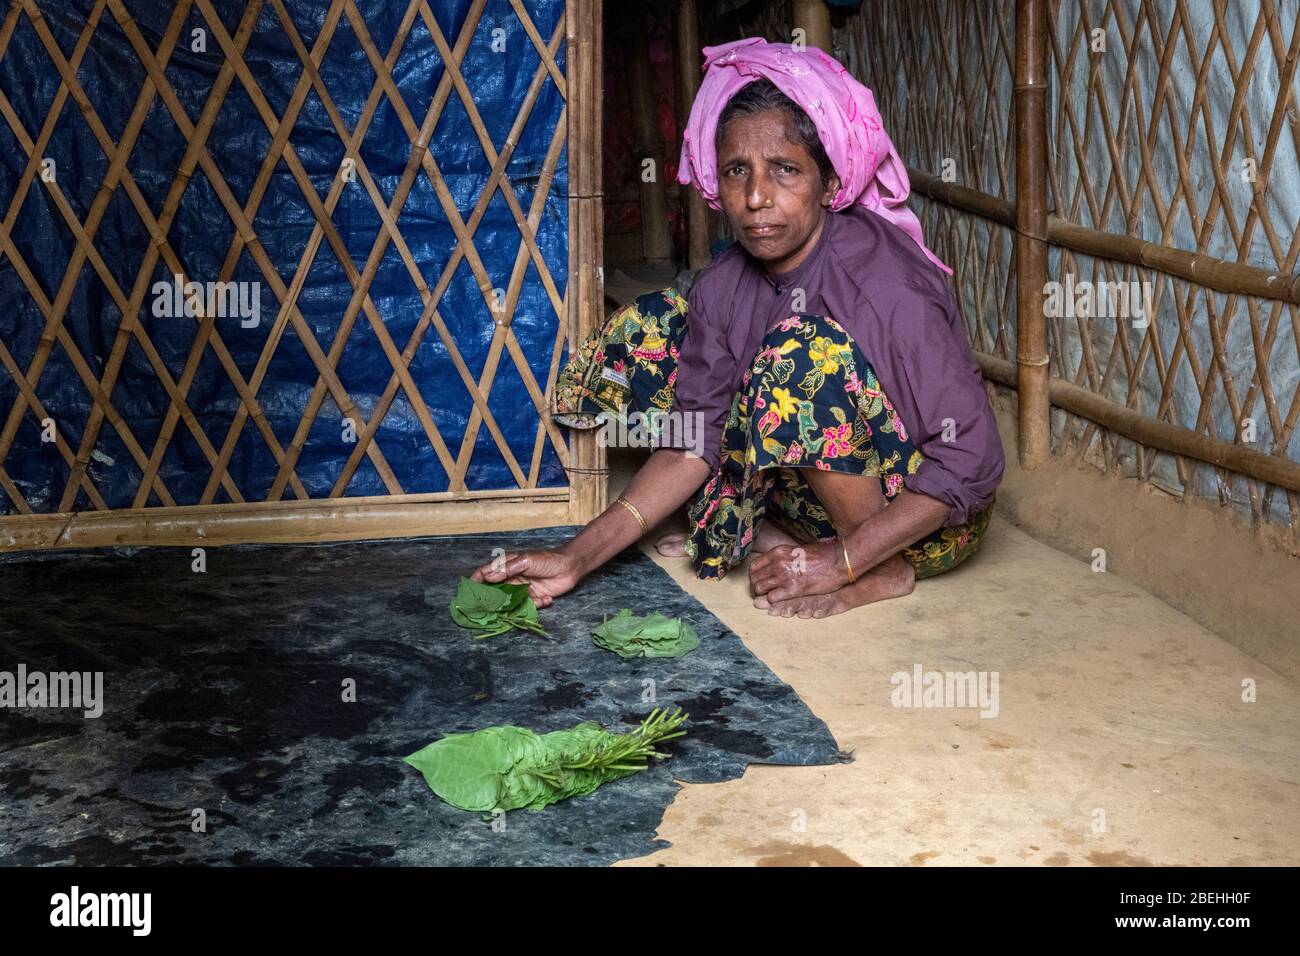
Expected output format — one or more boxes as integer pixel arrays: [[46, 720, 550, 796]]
[[1014, 0, 1050, 468], [566, 0, 607, 523], [594, 0, 604, 315], [583, 0, 606, 518], [908, 169, 1016, 227], [565, 0, 580, 509], [676, 0, 709, 269], [625, 8, 673, 264], [908, 168, 1300, 305], [792, 0, 832, 51], [0, 490, 572, 553], [973, 351, 1300, 495]]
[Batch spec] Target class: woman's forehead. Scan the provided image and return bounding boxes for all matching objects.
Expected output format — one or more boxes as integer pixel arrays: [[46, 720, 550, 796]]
[[717, 111, 815, 163]]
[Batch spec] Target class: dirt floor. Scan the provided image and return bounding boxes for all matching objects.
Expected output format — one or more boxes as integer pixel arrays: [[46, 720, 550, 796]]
[[606, 405, 1300, 867]]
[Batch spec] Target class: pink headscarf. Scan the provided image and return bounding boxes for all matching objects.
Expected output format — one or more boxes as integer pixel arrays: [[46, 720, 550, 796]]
[[678, 37, 952, 275]]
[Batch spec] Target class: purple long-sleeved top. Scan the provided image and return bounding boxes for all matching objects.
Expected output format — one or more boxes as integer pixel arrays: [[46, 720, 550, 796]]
[[651, 204, 1004, 527]]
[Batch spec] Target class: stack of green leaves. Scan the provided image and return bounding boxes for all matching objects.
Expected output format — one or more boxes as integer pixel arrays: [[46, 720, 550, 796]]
[[403, 708, 689, 813], [591, 608, 700, 659], [449, 576, 547, 639]]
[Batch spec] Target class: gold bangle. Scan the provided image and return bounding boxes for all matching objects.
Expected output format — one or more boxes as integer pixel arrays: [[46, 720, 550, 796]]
[[840, 538, 856, 583], [615, 496, 647, 535]]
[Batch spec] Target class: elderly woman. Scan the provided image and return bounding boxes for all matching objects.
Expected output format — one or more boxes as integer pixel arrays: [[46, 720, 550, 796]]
[[472, 38, 1004, 619]]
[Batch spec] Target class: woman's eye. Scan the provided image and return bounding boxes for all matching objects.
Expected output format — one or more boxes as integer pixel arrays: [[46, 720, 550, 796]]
[[780, 165, 796, 173]]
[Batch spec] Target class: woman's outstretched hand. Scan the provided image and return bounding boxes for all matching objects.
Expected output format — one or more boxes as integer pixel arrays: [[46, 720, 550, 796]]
[[464, 451, 710, 609], [469, 549, 583, 608]]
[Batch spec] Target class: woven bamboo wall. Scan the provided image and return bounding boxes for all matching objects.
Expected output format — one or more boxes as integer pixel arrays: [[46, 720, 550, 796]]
[[0, 0, 604, 550], [728, 0, 1299, 546]]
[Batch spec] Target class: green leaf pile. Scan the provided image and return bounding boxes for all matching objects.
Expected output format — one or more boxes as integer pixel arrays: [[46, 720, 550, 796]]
[[449, 576, 547, 639], [591, 608, 699, 659], [403, 708, 688, 813]]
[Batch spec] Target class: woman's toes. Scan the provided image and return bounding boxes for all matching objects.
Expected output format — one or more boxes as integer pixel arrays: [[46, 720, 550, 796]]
[[768, 596, 804, 617], [655, 532, 688, 557]]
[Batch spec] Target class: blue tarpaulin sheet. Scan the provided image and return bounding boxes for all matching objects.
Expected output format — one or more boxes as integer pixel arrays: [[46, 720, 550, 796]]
[[0, 0, 570, 513]]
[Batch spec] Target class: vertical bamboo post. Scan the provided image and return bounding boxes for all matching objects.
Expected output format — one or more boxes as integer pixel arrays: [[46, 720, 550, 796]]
[[594, 0, 604, 320], [676, 0, 710, 269], [626, 11, 673, 264], [792, 0, 832, 52], [1014, 0, 1050, 467], [567, 0, 606, 523]]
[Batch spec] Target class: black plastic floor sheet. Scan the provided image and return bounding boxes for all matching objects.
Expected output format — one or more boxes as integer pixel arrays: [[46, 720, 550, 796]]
[[0, 526, 843, 866]]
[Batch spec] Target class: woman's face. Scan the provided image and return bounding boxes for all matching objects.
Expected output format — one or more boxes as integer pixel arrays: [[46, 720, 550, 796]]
[[716, 108, 841, 274]]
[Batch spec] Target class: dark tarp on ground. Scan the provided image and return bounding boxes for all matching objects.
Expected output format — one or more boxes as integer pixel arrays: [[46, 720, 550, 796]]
[[0, 0, 570, 513], [0, 527, 844, 865]]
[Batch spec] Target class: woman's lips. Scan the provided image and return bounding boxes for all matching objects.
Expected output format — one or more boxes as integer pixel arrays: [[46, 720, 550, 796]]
[[746, 223, 783, 237]]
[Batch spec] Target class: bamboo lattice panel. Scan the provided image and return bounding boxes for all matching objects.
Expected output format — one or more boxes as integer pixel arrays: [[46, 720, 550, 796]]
[[0, 0, 598, 546], [1044, 0, 1299, 535]]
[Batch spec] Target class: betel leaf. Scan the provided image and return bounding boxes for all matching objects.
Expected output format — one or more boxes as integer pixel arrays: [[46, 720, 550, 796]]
[[449, 577, 548, 639], [403, 726, 521, 811], [451, 577, 510, 616], [591, 609, 700, 659], [404, 708, 689, 813], [497, 582, 531, 610]]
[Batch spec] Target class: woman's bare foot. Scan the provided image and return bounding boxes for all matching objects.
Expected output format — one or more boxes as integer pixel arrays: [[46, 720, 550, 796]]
[[655, 531, 688, 557], [751, 520, 805, 553], [755, 552, 916, 618]]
